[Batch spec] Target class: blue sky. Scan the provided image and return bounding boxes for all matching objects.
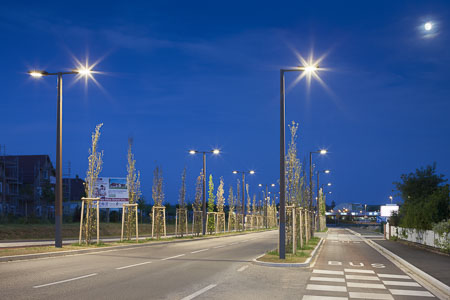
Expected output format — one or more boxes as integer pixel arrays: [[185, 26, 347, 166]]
[[1, 0, 449, 206]]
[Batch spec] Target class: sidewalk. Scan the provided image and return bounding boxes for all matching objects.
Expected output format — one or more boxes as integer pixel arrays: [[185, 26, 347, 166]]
[[373, 239, 450, 286]]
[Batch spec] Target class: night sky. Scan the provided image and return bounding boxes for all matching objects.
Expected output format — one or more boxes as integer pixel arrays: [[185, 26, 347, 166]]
[[1, 1, 449, 207]]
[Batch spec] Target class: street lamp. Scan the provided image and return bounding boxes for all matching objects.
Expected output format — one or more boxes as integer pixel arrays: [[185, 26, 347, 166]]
[[316, 169, 330, 207], [279, 64, 320, 259], [258, 183, 276, 228], [309, 149, 327, 234], [189, 149, 220, 235], [28, 66, 94, 248], [232, 170, 255, 230]]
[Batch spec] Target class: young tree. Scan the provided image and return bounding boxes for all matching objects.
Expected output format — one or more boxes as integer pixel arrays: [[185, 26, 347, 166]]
[[126, 138, 141, 239], [193, 171, 203, 236], [228, 186, 234, 213], [83, 123, 103, 244], [177, 167, 187, 236], [152, 166, 165, 238], [207, 174, 215, 234], [216, 177, 225, 232]]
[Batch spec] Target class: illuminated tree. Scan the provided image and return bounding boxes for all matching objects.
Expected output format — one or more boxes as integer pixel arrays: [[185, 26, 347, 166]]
[[192, 171, 203, 236], [216, 177, 225, 232], [152, 166, 165, 239], [207, 174, 215, 234], [125, 138, 141, 240]]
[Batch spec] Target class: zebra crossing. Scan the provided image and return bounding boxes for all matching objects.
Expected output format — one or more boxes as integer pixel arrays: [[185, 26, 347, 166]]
[[302, 267, 435, 299]]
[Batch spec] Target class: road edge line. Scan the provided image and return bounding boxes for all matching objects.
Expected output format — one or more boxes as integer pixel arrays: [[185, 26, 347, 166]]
[[347, 228, 450, 300]]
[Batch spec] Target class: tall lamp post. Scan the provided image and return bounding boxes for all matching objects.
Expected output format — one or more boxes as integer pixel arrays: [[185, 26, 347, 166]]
[[258, 183, 275, 228], [280, 65, 320, 259], [316, 169, 330, 207], [232, 170, 255, 230], [309, 149, 327, 233], [189, 149, 220, 235], [29, 68, 93, 248]]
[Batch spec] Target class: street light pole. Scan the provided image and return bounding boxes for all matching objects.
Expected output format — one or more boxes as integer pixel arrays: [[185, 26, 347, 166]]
[[232, 170, 255, 231], [279, 66, 321, 259], [189, 149, 220, 235], [29, 68, 93, 248]]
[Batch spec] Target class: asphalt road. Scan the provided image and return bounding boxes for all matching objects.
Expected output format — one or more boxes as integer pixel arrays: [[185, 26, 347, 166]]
[[0, 228, 443, 299]]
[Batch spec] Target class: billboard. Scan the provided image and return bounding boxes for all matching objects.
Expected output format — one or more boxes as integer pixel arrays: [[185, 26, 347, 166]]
[[380, 205, 399, 217], [94, 177, 128, 208]]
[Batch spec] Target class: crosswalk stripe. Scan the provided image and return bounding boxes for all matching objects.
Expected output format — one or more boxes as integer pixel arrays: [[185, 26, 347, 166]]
[[303, 296, 348, 300], [348, 292, 394, 299], [345, 275, 379, 281], [344, 269, 375, 274], [313, 269, 344, 275], [310, 276, 345, 283], [382, 280, 421, 287], [389, 289, 435, 297], [307, 284, 347, 292], [347, 282, 386, 289], [377, 274, 410, 279]]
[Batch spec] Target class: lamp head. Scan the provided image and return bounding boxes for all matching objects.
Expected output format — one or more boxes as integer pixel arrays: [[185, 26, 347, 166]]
[[258, 184, 262, 187], [249, 170, 255, 175], [232, 171, 238, 174], [324, 170, 330, 174], [319, 149, 327, 155], [327, 183, 332, 186], [189, 150, 196, 155], [28, 70, 47, 78], [75, 68, 92, 76], [212, 149, 220, 155], [271, 183, 275, 187]]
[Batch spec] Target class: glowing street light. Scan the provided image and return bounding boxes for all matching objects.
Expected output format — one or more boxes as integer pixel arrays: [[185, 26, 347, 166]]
[[316, 169, 331, 211], [424, 22, 433, 31], [258, 182, 276, 228], [232, 170, 255, 230], [28, 64, 96, 248], [309, 149, 328, 233], [189, 149, 220, 235]]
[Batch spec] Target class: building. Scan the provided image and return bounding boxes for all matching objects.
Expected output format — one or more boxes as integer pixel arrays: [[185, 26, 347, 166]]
[[63, 175, 86, 216], [0, 155, 55, 218], [0, 156, 20, 215]]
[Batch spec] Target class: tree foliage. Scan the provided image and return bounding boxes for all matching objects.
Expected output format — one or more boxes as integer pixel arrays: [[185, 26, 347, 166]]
[[217, 177, 225, 212], [126, 138, 141, 239], [178, 167, 187, 208], [395, 163, 449, 230], [194, 171, 202, 211], [207, 174, 215, 233]]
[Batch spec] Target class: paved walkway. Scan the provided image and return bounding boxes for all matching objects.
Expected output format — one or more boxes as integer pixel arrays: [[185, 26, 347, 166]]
[[373, 239, 450, 286]]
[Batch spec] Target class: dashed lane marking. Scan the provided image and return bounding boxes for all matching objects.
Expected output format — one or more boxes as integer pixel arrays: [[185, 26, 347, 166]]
[[116, 261, 152, 270], [382, 280, 421, 287], [306, 284, 347, 292], [313, 269, 344, 275], [389, 289, 435, 297], [181, 284, 217, 300], [237, 265, 249, 272], [33, 273, 97, 288], [190, 249, 209, 254], [348, 292, 393, 299], [310, 276, 345, 283], [347, 282, 386, 289], [160, 254, 185, 261], [213, 245, 226, 249]]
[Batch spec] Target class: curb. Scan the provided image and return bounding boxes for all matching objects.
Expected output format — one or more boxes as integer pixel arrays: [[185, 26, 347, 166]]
[[0, 229, 276, 263], [252, 237, 324, 268], [346, 228, 450, 300]]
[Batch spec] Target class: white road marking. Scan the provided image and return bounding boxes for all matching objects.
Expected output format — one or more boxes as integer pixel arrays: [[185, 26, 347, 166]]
[[347, 282, 386, 289], [345, 274, 379, 281], [161, 254, 185, 261], [348, 292, 393, 299], [116, 261, 152, 270], [191, 249, 209, 254], [181, 284, 217, 300], [229, 242, 239, 245], [377, 273, 410, 279], [213, 245, 226, 249], [237, 265, 249, 272], [389, 289, 435, 297], [310, 276, 345, 283], [344, 269, 375, 274], [306, 284, 347, 292], [382, 280, 421, 287], [303, 296, 348, 300], [313, 269, 344, 275], [33, 273, 97, 288]]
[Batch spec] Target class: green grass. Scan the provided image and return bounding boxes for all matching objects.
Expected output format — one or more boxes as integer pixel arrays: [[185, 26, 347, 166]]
[[258, 236, 321, 263]]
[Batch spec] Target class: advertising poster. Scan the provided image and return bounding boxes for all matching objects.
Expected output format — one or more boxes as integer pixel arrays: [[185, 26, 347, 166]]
[[94, 177, 128, 208]]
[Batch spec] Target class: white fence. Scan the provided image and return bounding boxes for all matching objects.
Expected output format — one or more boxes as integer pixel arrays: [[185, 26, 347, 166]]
[[385, 223, 449, 250]]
